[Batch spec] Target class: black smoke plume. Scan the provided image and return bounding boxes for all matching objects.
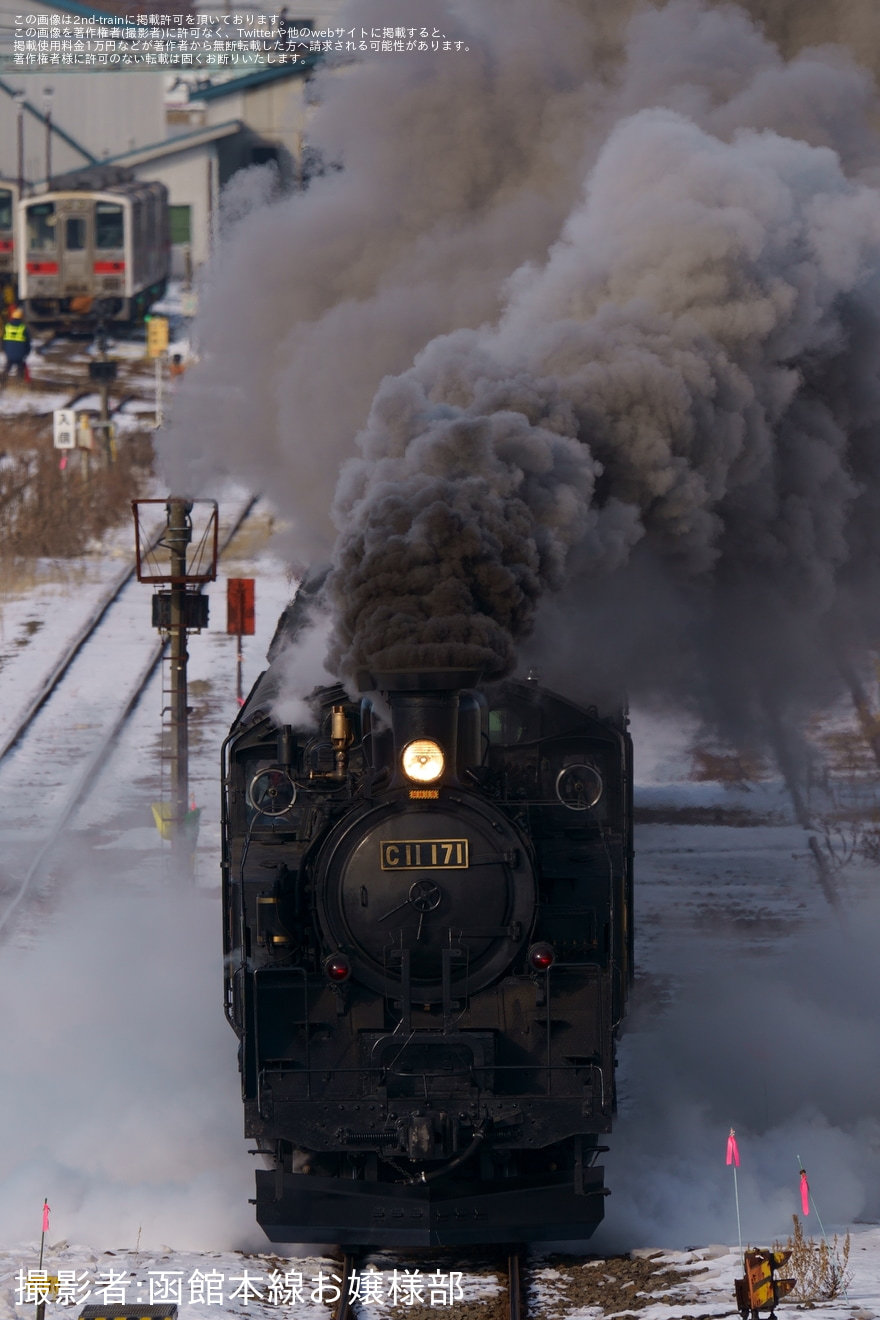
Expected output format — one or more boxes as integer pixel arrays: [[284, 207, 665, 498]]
[[326, 94, 880, 729], [163, 0, 880, 744]]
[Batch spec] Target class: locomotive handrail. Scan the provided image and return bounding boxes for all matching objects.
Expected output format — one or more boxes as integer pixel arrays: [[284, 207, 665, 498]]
[[487, 724, 621, 750], [247, 1060, 607, 1076]]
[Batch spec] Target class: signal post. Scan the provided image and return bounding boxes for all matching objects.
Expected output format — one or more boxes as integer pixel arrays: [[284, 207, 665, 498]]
[[133, 497, 218, 864], [90, 301, 117, 463], [167, 498, 191, 832], [227, 577, 256, 702]]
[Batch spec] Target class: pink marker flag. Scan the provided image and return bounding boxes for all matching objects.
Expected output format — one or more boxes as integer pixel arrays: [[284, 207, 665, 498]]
[[800, 1170, 810, 1216], [41, 1202, 50, 1233], [726, 1129, 740, 1167]]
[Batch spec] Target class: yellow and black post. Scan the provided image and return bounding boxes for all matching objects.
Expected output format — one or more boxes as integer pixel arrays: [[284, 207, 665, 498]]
[[735, 1249, 796, 1320]]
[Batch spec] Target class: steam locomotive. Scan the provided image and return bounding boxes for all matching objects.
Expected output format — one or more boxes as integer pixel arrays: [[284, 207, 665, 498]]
[[222, 614, 633, 1246]]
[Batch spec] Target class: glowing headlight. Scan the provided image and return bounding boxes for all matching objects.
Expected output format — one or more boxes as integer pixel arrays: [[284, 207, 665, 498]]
[[402, 739, 445, 783]]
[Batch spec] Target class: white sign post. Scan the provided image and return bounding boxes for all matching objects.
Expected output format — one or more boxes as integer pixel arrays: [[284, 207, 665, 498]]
[[155, 355, 164, 428], [53, 409, 76, 449]]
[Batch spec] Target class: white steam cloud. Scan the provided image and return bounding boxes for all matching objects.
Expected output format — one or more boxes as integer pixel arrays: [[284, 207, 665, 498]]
[[270, 606, 335, 727], [595, 898, 880, 1249], [0, 871, 262, 1252]]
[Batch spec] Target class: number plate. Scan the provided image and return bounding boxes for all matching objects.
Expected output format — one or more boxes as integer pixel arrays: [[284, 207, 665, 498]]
[[380, 839, 469, 870]]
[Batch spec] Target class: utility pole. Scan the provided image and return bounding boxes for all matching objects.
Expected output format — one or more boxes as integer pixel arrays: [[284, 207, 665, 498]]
[[97, 312, 109, 452], [89, 302, 117, 462], [166, 497, 192, 850], [15, 90, 26, 196], [42, 86, 53, 187]]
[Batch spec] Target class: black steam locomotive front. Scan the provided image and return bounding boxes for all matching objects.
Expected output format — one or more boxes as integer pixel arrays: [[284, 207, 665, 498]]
[[222, 663, 633, 1247]]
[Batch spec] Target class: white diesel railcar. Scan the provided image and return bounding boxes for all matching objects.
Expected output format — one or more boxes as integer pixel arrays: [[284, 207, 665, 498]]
[[20, 175, 169, 325], [0, 180, 20, 297]]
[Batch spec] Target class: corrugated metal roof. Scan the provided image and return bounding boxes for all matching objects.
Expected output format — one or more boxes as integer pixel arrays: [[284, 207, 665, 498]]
[[99, 118, 246, 166]]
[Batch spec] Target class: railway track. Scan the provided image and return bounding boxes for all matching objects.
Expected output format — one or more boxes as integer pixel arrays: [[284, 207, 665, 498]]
[[0, 519, 167, 763], [0, 494, 258, 940], [508, 1250, 524, 1320], [1, 322, 175, 417], [332, 1249, 526, 1320]]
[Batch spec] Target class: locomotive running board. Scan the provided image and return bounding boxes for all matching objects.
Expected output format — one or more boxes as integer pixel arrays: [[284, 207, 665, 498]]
[[254, 1167, 607, 1247]]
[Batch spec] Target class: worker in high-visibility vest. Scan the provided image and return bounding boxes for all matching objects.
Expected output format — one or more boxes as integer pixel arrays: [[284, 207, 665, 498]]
[[2, 306, 30, 381]]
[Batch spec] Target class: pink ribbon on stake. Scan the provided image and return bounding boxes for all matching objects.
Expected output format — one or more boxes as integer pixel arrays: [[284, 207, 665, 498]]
[[41, 1201, 50, 1233], [800, 1169, 810, 1216], [726, 1129, 740, 1167]]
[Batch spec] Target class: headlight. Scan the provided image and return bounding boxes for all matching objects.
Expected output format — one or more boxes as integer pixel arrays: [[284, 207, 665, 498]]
[[401, 739, 445, 783]]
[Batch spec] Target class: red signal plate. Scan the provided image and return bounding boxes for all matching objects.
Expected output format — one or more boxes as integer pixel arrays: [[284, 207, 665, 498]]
[[227, 578, 256, 635]]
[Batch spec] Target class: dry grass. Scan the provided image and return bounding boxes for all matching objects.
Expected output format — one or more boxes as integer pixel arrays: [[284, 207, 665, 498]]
[[689, 747, 768, 787], [777, 1215, 852, 1302], [0, 423, 153, 558]]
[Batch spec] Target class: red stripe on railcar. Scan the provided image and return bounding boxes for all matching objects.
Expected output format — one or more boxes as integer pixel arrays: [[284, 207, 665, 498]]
[[93, 261, 125, 273], [27, 260, 58, 274]]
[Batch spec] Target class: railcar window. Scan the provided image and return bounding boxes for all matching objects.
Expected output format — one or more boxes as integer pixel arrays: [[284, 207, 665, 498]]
[[488, 708, 525, 744], [64, 217, 86, 251], [27, 202, 56, 250], [0, 190, 12, 229], [168, 204, 191, 244], [95, 202, 123, 249]]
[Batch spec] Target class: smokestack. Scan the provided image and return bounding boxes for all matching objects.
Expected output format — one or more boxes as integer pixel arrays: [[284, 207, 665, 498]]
[[359, 669, 483, 787]]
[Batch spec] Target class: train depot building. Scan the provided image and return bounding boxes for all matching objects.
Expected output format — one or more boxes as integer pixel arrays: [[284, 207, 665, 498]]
[[0, 3, 345, 275]]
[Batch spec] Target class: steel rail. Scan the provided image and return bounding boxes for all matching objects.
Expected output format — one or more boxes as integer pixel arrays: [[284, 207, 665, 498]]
[[0, 524, 165, 763], [0, 494, 259, 937], [0, 495, 256, 761], [508, 1250, 524, 1320], [328, 1245, 524, 1319], [332, 1254, 357, 1320]]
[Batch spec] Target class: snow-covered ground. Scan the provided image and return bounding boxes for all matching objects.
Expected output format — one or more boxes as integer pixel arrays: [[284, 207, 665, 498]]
[[2, 1231, 879, 1319]]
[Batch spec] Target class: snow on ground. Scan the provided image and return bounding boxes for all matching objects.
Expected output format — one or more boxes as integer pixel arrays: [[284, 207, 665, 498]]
[[0, 505, 170, 755], [1, 1231, 879, 1320], [117, 399, 161, 414], [0, 391, 71, 417]]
